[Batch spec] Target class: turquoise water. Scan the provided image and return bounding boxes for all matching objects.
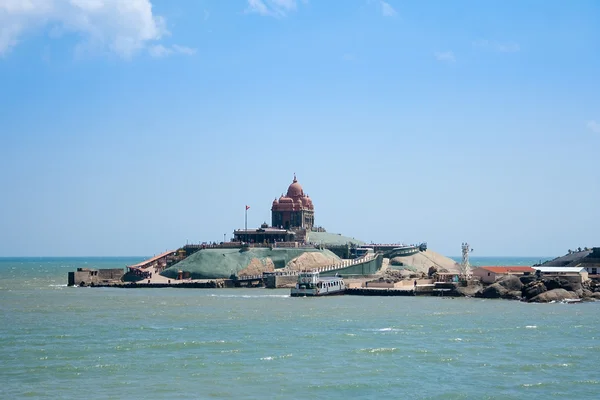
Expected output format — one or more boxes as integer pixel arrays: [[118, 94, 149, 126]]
[[1, 257, 599, 399]]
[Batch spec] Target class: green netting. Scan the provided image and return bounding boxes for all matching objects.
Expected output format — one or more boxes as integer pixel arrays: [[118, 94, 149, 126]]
[[306, 231, 365, 246], [161, 247, 341, 279]]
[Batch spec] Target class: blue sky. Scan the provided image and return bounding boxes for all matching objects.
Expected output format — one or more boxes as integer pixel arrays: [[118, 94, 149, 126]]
[[0, 0, 599, 257]]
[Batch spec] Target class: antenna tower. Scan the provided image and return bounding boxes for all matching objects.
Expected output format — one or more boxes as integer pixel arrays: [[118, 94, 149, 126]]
[[460, 242, 473, 278]]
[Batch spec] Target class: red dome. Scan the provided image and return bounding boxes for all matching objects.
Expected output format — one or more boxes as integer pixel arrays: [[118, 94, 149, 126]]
[[286, 175, 304, 198]]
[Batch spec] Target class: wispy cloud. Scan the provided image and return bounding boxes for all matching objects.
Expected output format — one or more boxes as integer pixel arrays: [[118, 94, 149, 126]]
[[0, 0, 192, 58], [367, 0, 397, 17], [473, 39, 520, 53], [434, 51, 455, 63], [381, 1, 397, 17], [587, 120, 600, 133], [149, 44, 197, 58], [246, 0, 303, 18]]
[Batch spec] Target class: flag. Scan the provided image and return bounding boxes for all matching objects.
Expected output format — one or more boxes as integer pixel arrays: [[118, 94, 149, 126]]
[[245, 205, 250, 210]]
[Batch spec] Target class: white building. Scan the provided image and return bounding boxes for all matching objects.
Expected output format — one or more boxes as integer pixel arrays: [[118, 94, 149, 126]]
[[533, 267, 589, 282]]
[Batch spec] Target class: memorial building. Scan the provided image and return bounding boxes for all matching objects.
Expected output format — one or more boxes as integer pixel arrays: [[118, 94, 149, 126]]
[[233, 175, 314, 243]]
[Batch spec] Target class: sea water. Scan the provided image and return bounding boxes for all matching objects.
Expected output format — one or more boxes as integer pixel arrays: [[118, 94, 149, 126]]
[[1, 257, 599, 399]]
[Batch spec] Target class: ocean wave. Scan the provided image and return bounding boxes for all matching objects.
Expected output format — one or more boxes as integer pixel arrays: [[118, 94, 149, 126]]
[[260, 354, 293, 361], [525, 325, 537, 329], [364, 327, 402, 332], [359, 347, 397, 353], [521, 382, 544, 387]]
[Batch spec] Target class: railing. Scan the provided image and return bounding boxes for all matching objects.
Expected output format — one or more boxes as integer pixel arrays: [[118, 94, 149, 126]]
[[310, 254, 376, 273], [237, 254, 378, 280], [236, 274, 264, 280]]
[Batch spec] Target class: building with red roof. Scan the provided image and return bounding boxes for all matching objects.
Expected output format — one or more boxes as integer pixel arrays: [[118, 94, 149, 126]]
[[472, 266, 535, 284]]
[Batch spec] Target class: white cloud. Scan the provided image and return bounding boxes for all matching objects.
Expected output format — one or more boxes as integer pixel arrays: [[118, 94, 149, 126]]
[[0, 0, 192, 58], [473, 39, 520, 53], [148, 44, 197, 58], [172, 44, 196, 56], [380, 1, 397, 17], [434, 51, 455, 63], [246, 0, 303, 18], [587, 120, 600, 133]]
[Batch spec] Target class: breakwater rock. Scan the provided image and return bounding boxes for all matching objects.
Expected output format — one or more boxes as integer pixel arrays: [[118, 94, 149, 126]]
[[478, 275, 523, 300], [474, 275, 600, 302]]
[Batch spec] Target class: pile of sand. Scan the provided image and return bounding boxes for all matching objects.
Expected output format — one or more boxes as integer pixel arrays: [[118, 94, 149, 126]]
[[237, 258, 275, 276], [389, 249, 460, 275], [285, 251, 341, 271]]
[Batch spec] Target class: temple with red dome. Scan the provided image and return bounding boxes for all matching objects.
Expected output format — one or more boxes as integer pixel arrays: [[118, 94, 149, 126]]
[[233, 175, 315, 244], [271, 174, 314, 231]]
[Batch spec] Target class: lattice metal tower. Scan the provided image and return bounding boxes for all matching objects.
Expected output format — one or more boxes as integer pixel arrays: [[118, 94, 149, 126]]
[[460, 242, 473, 278]]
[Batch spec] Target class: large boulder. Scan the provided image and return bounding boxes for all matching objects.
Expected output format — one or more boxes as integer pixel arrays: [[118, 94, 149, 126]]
[[497, 275, 523, 291], [480, 283, 508, 299], [522, 281, 547, 300], [530, 289, 578, 303], [456, 282, 483, 297], [478, 281, 523, 300], [543, 278, 562, 291], [520, 275, 537, 285], [557, 277, 582, 292], [504, 290, 523, 300], [581, 289, 594, 299]]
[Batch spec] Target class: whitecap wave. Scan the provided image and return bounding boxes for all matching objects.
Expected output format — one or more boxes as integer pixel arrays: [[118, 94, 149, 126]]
[[260, 354, 293, 361], [360, 347, 397, 353]]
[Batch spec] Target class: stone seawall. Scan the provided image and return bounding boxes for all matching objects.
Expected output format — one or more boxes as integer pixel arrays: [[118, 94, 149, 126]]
[[89, 280, 234, 289]]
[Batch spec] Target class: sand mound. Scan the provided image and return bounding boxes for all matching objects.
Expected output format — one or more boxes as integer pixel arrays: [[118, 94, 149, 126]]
[[388, 250, 460, 275], [237, 258, 275, 276], [285, 251, 340, 271]]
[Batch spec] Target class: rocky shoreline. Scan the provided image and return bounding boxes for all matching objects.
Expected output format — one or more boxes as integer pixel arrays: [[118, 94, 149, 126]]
[[459, 275, 600, 303]]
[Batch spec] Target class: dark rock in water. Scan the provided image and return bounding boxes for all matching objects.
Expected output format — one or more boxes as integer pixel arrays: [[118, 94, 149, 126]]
[[591, 292, 600, 300], [480, 283, 507, 299], [530, 288, 578, 303], [456, 282, 483, 297], [504, 290, 523, 300], [543, 278, 562, 291], [478, 282, 523, 300], [520, 275, 537, 285], [522, 281, 547, 300], [557, 277, 582, 292], [497, 275, 523, 291]]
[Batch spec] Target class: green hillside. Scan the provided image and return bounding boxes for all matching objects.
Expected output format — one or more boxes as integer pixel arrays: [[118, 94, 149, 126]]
[[161, 247, 341, 279]]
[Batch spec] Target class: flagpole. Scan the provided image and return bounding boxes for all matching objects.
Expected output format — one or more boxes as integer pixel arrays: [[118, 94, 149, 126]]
[[245, 206, 248, 233]]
